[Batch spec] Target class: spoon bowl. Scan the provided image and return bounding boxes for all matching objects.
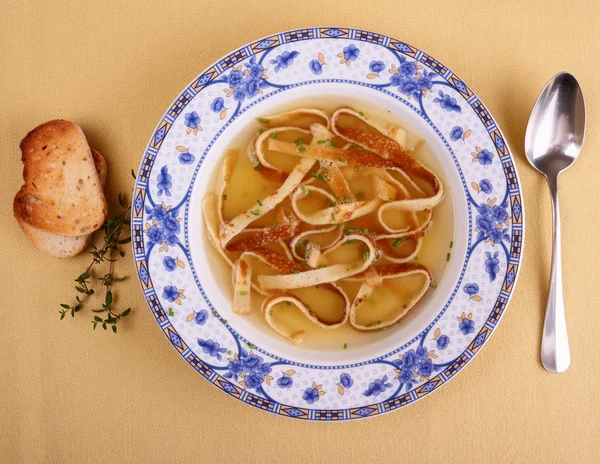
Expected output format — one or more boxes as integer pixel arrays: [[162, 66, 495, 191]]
[[525, 72, 586, 177], [525, 72, 586, 373]]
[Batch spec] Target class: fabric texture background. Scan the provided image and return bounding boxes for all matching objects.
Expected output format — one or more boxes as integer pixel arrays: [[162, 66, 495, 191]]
[[1, 1, 599, 462]]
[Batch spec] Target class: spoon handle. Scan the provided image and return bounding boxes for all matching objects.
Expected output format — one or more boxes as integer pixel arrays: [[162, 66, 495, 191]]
[[541, 175, 570, 372]]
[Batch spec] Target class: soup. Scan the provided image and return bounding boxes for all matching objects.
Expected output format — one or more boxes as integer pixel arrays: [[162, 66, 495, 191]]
[[202, 106, 451, 347]]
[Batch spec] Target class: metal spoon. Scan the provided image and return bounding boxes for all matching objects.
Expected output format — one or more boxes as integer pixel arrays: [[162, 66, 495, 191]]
[[525, 72, 586, 373]]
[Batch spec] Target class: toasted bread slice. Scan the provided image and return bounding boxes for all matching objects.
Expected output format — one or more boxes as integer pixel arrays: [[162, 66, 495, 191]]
[[16, 149, 108, 258], [13, 120, 107, 236]]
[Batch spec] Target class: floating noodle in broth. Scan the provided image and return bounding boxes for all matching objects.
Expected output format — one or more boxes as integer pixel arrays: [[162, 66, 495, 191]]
[[202, 107, 445, 345]]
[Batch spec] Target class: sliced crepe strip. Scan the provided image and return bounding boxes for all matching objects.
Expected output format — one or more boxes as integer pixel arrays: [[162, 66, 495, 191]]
[[254, 127, 311, 178], [257, 108, 330, 130], [262, 282, 350, 344], [225, 214, 300, 253], [289, 224, 342, 261], [232, 256, 252, 315], [351, 112, 423, 151], [331, 108, 444, 210], [290, 185, 381, 226], [258, 234, 380, 290], [246, 137, 288, 184], [217, 150, 238, 224], [219, 157, 315, 247], [349, 263, 432, 331], [377, 236, 423, 264]]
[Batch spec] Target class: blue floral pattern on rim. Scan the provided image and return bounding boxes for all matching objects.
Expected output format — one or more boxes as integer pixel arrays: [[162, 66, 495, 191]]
[[132, 28, 524, 421]]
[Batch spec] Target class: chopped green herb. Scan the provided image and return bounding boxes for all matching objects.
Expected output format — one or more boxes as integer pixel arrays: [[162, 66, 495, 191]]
[[317, 139, 328, 144], [301, 185, 307, 195], [343, 343, 348, 349], [292, 269, 300, 274], [298, 239, 308, 248], [344, 228, 357, 235], [268, 309, 273, 315], [363, 245, 370, 262], [168, 308, 174, 317], [239, 291, 248, 296], [392, 238, 406, 248], [370, 320, 381, 327], [286, 302, 291, 306], [299, 260, 307, 265], [359, 111, 365, 116], [358, 145, 364, 151], [350, 143, 358, 149], [251, 209, 260, 216], [345, 239, 359, 245], [253, 163, 263, 171], [247, 342, 255, 349], [446, 253, 451, 262], [227, 350, 232, 355], [294, 138, 304, 146], [298, 146, 306, 153], [360, 228, 374, 236], [351, 263, 358, 269], [257, 199, 263, 206], [318, 265, 326, 269], [338, 157, 346, 163], [310, 171, 326, 182], [430, 282, 437, 289], [329, 141, 337, 148], [271, 220, 278, 226], [212, 310, 218, 317], [352, 165, 361, 172], [222, 194, 227, 200], [450, 241, 454, 248], [339, 196, 352, 202], [331, 213, 336, 221], [257, 128, 264, 134], [271, 132, 277, 139], [328, 202, 337, 208], [259, 118, 269, 123], [414, 255, 418, 260]]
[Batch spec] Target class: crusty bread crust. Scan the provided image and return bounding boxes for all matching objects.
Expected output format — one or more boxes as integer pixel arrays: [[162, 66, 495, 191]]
[[13, 120, 107, 236]]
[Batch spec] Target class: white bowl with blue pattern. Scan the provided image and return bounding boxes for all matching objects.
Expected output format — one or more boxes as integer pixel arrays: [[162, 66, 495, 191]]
[[132, 27, 524, 421]]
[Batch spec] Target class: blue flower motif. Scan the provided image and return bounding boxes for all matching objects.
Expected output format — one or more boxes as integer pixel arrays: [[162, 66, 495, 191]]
[[398, 77, 419, 97], [416, 346, 428, 360], [179, 151, 195, 165], [390, 74, 402, 86], [363, 375, 393, 397], [245, 371, 264, 389], [369, 60, 385, 73], [258, 363, 272, 376], [194, 309, 208, 325], [146, 205, 168, 222], [277, 375, 293, 389], [157, 166, 172, 197], [303, 387, 320, 405], [162, 285, 179, 302], [224, 359, 244, 381], [477, 149, 494, 165], [227, 70, 244, 89], [270, 50, 299, 73], [477, 203, 491, 216], [489, 227, 508, 244], [244, 56, 264, 78], [160, 215, 180, 235], [417, 71, 434, 91], [417, 359, 434, 377], [210, 97, 225, 113], [343, 44, 360, 61], [485, 251, 500, 281], [165, 233, 179, 246], [184, 111, 200, 129], [163, 256, 177, 272], [434, 91, 462, 113], [242, 77, 262, 99], [459, 317, 476, 335], [399, 60, 417, 77], [233, 88, 245, 102], [450, 126, 464, 141], [147, 225, 166, 244], [309, 59, 323, 75], [479, 179, 493, 194], [437, 334, 450, 350], [397, 368, 413, 384], [197, 338, 226, 360], [476, 214, 494, 234], [242, 353, 263, 372], [491, 205, 508, 222], [463, 283, 479, 295], [402, 350, 418, 369], [340, 373, 353, 388]]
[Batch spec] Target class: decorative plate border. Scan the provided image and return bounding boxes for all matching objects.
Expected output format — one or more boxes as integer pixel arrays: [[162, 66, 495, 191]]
[[132, 27, 524, 421]]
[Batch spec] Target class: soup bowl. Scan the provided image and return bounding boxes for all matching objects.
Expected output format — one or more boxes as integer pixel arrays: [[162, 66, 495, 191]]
[[133, 27, 523, 420]]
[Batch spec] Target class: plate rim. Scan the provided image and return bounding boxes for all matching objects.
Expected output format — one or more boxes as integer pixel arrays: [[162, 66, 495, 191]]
[[132, 26, 525, 421]]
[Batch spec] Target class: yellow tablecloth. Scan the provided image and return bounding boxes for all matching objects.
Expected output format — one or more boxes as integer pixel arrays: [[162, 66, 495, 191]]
[[2, 1, 599, 462]]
